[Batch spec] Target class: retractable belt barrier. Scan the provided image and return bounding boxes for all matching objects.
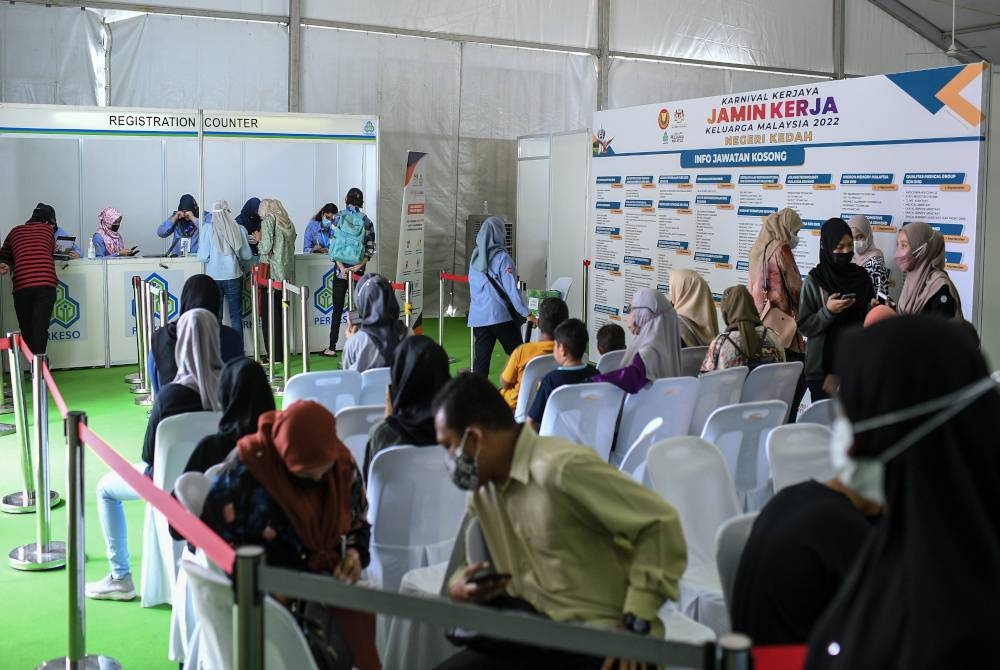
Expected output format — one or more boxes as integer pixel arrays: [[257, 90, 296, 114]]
[[250, 265, 311, 391], [438, 272, 473, 366]]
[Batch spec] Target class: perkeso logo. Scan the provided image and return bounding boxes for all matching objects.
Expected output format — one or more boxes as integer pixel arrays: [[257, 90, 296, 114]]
[[50, 280, 81, 329]]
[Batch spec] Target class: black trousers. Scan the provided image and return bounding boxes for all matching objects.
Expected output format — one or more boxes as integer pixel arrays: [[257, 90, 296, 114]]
[[259, 287, 283, 356], [435, 646, 604, 670], [784, 349, 807, 420], [327, 275, 350, 350], [13, 286, 56, 357], [806, 377, 831, 403], [472, 320, 524, 377]]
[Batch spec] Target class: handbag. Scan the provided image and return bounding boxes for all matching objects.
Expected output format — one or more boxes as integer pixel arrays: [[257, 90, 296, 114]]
[[484, 271, 527, 327], [759, 242, 799, 349], [294, 600, 384, 670]]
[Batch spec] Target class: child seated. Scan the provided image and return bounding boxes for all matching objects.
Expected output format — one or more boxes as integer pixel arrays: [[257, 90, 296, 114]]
[[596, 322, 626, 356], [526, 319, 597, 427], [499, 297, 568, 409]]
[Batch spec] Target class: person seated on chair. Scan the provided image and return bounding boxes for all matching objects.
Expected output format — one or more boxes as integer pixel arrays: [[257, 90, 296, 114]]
[[731, 476, 880, 645], [700, 285, 785, 373], [362, 335, 451, 479], [596, 322, 626, 356], [342, 273, 407, 373], [525, 319, 597, 430], [202, 400, 380, 670], [591, 288, 682, 393], [87, 308, 223, 602], [669, 268, 719, 347], [149, 274, 244, 392], [431, 373, 687, 670], [498, 297, 568, 410]]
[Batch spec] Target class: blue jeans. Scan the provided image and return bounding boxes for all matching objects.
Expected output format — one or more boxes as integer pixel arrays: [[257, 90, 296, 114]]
[[96, 464, 145, 579], [216, 277, 244, 337]]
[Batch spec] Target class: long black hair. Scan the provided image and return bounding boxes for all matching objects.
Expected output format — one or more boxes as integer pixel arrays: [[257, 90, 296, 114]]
[[311, 202, 338, 223]]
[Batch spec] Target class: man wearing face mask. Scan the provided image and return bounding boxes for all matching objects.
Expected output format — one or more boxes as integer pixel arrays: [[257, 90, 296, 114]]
[[303, 203, 339, 253], [431, 373, 687, 670]]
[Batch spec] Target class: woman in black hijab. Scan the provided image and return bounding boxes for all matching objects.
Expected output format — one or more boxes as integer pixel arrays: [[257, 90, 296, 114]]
[[342, 273, 406, 372], [362, 335, 451, 477], [149, 274, 244, 390], [806, 316, 1000, 669], [235, 197, 262, 255], [796, 218, 874, 400]]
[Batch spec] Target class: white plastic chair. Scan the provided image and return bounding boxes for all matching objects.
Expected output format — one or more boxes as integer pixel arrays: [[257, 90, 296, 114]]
[[714, 513, 759, 617], [740, 362, 804, 421], [617, 417, 663, 484], [513, 354, 559, 422], [681, 346, 709, 378], [174, 472, 212, 517], [646, 437, 740, 633], [798, 398, 835, 426], [367, 446, 468, 592], [204, 462, 224, 481], [689, 366, 748, 435], [596, 349, 626, 374], [701, 401, 788, 512], [141, 411, 222, 608], [283, 370, 362, 416], [538, 382, 625, 461], [549, 276, 572, 301], [766, 424, 835, 492], [169, 471, 212, 665], [360, 367, 391, 406], [335, 404, 386, 469], [616, 376, 699, 467]]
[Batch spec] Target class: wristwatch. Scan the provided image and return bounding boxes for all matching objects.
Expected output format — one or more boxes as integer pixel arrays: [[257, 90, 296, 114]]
[[622, 612, 652, 635]]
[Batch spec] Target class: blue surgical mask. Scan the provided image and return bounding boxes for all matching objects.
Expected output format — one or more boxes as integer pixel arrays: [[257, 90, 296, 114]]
[[321, 217, 332, 229], [445, 429, 481, 491]]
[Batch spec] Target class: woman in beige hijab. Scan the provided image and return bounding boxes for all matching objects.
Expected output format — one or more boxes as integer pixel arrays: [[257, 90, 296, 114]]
[[895, 222, 961, 318], [257, 198, 298, 358], [669, 269, 719, 347]]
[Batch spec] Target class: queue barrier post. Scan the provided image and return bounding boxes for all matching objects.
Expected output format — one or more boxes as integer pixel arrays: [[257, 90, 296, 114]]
[[128, 276, 150, 397], [347, 273, 355, 312], [403, 280, 413, 329], [716, 633, 753, 670], [37, 411, 122, 670], [136, 281, 156, 406], [124, 275, 143, 385], [250, 268, 261, 363], [518, 279, 532, 343], [1, 332, 40, 513], [234, 546, 265, 670], [299, 285, 310, 375], [266, 278, 279, 390], [10, 353, 65, 571], [582, 259, 591, 328], [280, 284, 291, 392], [437, 272, 445, 349]]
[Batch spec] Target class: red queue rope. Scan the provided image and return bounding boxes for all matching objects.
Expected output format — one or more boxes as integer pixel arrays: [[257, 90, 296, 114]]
[[439, 272, 468, 283]]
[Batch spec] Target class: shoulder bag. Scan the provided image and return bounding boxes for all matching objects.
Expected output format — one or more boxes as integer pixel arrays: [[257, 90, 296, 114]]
[[759, 241, 799, 349]]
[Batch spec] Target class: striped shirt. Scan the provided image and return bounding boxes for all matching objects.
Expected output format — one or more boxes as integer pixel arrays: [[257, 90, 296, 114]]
[[0, 221, 57, 292]]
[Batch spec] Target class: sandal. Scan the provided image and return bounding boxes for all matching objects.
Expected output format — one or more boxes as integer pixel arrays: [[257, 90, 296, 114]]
[[321, 348, 339, 358]]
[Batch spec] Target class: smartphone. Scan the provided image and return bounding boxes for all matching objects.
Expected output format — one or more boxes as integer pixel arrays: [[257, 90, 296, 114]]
[[840, 293, 856, 300], [876, 291, 889, 304], [468, 571, 511, 586]]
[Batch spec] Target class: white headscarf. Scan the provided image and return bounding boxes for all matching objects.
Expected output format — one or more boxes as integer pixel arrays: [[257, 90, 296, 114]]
[[621, 288, 682, 383], [172, 308, 222, 411], [210, 200, 244, 256]]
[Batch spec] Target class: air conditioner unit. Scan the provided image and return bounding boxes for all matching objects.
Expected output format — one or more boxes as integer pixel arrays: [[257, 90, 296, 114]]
[[465, 215, 516, 269]]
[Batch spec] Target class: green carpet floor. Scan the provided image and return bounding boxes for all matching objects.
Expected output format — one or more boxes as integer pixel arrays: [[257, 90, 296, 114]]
[[0, 317, 496, 669]]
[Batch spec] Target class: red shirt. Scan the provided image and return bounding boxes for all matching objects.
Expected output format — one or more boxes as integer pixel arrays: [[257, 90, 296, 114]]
[[0, 221, 57, 292]]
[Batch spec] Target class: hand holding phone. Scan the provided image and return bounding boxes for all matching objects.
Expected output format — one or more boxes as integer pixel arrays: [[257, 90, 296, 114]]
[[840, 293, 856, 300]]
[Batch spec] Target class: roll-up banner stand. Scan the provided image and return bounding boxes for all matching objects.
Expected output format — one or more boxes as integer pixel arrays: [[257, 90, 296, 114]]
[[588, 63, 989, 355]]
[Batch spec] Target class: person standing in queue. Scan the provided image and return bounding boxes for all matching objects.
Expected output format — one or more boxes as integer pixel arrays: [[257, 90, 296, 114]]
[[303, 203, 338, 254], [467, 217, 536, 378], [0, 203, 59, 356], [322, 188, 376, 358], [257, 198, 297, 359], [235, 197, 262, 257], [159, 194, 209, 256], [93, 207, 137, 257]]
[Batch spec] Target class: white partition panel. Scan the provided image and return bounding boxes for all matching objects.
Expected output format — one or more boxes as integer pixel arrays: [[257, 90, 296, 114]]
[[0, 137, 81, 242], [548, 131, 591, 319], [203, 141, 245, 213], [244, 142, 317, 228], [515, 136, 551, 292]]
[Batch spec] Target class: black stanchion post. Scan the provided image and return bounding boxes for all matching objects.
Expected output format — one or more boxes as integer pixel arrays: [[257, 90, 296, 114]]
[[38, 411, 122, 670], [1, 332, 38, 513], [234, 546, 265, 670]]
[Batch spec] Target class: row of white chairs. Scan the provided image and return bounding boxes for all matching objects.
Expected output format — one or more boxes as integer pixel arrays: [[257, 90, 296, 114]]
[[284, 366, 392, 417]]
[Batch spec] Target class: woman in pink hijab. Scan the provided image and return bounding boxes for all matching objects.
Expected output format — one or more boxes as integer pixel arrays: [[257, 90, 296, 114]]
[[92, 207, 136, 257]]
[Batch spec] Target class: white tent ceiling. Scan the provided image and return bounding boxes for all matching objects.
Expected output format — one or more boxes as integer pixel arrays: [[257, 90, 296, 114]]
[[896, 0, 999, 63]]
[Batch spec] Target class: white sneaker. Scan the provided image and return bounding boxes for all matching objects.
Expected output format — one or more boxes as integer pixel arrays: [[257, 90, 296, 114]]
[[85, 573, 136, 601]]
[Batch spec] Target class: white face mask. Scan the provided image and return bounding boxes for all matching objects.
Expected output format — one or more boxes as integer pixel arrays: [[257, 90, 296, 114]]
[[788, 234, 800, 249], [830, 373, 1000, 505], [853, 238, 871, 256]]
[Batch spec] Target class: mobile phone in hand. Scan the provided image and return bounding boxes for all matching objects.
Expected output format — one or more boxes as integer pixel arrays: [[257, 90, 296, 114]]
[[468, 570, 511, 586], [840, 293, 856, 300]]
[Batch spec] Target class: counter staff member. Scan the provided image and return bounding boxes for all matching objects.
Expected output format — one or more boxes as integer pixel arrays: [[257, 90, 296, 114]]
[[0, 203, 59, 355], [159, 194, 210, 256], [303, 203, 338, 253], [93, 207, 137, 257]]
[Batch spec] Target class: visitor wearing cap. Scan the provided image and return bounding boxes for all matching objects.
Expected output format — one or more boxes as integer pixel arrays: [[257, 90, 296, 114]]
[[93, 207, 137, 258]]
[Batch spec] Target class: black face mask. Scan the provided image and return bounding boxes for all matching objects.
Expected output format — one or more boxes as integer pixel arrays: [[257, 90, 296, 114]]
[[832, 252, 853, 266], [111, 224, 121, 232]]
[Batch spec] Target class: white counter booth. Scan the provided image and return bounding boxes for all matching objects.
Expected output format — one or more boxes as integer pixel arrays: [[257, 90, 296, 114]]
[[0, 104, 379, 368]]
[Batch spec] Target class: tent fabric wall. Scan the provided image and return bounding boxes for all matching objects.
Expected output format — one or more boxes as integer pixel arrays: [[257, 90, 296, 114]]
[[844, 0, 956, 75], [0, 4, 104, 105]]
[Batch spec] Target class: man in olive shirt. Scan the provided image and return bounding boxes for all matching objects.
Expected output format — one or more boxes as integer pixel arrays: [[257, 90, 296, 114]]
[[432, 373, 687, 670]]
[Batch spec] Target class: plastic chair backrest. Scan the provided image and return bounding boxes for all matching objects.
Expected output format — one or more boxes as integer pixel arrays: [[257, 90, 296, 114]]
[[596, 349, 626, 374], [174, 472, 211, 517], [181, 559, 233, 670], [538, 382, 625, 461], [549, 276, 572, 301], [618, 376, 700, 456], [153, 412, 224, 490], [646, 436, 740, 567], [681, 346, 709, 378], [701, 400, 788, 511], [335, 404, 385, 468], [766, 423, 835, 492], [283, 370, 362, 416], [798, 398, 835, 426], [204, 463, 224, 481], [689, 366, 749, 435], [367, 446, 468, 591], [513, 354, 559, 421], [360, 367, 391, 406], [741, 361, 804, 420], [618, 417, 663, 479], [714, 512, 759, 616], [265, 597, 320, 670]]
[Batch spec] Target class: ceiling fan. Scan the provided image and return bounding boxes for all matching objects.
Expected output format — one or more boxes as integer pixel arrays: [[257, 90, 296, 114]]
[[905, 0, 987, 57]]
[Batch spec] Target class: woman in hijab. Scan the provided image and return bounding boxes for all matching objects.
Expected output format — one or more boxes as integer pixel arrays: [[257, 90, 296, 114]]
[[467, 216, 536, 377], [304, 202, 338, 253], [257, 198, 297, 358], [202, 400, 379, 669], [150, 274, 244, 391], [592, 288, 682, 393], [342, 273, 407, 372], [805, 316, 1000, 670], [363, 336, 451, 477], [669, 268, 719, 347], [87, 308, 223, 602], [700, 285, 785, 373], [895, 221, 961, 318], [797, 218, 874, 402], [848, 214, 889, 296], [198, 200, 252, 336], [235, 197, 262, 256], [93, 207, 136, 257], [158, 194, 208, 256]]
